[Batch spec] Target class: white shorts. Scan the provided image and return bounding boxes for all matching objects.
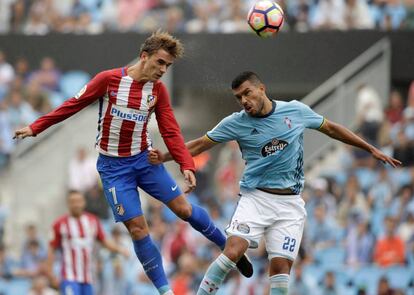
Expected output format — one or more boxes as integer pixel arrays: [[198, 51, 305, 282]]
[[225, 188, 307, 261]]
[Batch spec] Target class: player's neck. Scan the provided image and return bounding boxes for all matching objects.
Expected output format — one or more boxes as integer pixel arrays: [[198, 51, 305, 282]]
[[258, 98, 274, 116], [127, 63, 149, 82]]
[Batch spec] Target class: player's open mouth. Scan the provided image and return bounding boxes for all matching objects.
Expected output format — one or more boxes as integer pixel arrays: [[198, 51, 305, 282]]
[[245, 106, 252, 112]]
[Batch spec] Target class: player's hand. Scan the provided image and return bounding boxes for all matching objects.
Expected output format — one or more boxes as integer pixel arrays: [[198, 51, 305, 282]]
[[371, 147, 402, 168], [148, 149, 164, 165], [183, 170, 196, 193], [119, 247, 130, 258], [13, 126, 34, 139], [48, 274, 60, 290]]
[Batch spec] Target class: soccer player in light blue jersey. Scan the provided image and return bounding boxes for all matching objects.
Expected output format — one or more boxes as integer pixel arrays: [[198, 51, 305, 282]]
[[149, 71, 401, 295]]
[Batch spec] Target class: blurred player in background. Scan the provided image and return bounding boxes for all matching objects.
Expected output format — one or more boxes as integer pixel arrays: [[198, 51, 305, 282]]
[[14, 31, 252, 294], [46, 190, 128, 295], [149, 71, 401, 295]]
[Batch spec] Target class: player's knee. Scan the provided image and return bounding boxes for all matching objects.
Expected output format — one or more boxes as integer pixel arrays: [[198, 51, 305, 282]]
[[269, 257, 293, 275], [175, 204, 192, 220], [126, 223, 148, 240]]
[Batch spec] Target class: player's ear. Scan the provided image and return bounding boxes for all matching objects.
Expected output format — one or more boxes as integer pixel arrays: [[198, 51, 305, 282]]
[[259, 83, 266, 92], [140, 51, 149, 61]]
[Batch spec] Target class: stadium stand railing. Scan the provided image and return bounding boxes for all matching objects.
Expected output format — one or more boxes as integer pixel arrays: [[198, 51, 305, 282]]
[[302, 38, 391, 169]]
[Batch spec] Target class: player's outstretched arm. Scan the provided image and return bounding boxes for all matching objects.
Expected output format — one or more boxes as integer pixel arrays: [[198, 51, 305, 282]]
[[101, 239, 129, 258], [149, 135, 218, 164], [13, 126, 34, 139], [318, 119, 402, 167], [45, 246, 59, 289]]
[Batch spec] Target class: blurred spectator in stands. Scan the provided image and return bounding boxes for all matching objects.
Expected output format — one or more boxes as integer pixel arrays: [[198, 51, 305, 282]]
[[377, 276, 396, 295], [0, 50, 15, 101], [15, 239, 47, 278], [28, 275, 58, 295], [25, 80, 51, 116], [0, 0, 13, 33], [14, 57, 31, 82], [367, 166, 393, 211], [356, 84, 384, 145], [291, 0, 311, 32], [389, 185, 414, 223], [22, 224, 45, 256], [398, 212, 414, 242], [171, 251, 198, 294], [192, 151, 213, 202], [148, 213, 168, 249], [344, 0, 375, 29], [0, 100, 13, 169], [374, 216, 405, 267], [337, 175, 369, 226], [220, 0, 250, 33], [372, 0, 407, 30], [404, 0, 414, 28], [164, 6, 186, 33], [289, 261, 312, 295], [307, 178, 337, 220], [162, 220, 195, 265], [186, 1, 221, 33], [85, 184, 109, 220], [0, 244, 15, 280], [23, 0, 50, 35], [385, 90, 405, 125], [306, 204, 338, 251], [29, 57, 61, 92], [68, 146, 99, 193], [6, 89, 37, 130], [319, 271, 337, 295], [9, 0, 29, 33], [345, 217, 375, 266], [392, 119, 414, 167], [311, 0, 346, 30]]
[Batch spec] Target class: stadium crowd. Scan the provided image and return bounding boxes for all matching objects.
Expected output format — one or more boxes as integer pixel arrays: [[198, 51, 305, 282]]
[[0, 0, 414, 35]]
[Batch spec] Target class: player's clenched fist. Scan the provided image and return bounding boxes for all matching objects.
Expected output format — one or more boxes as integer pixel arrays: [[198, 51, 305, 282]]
[[13, 126, 34, 139], [148, 149, 164, 164]]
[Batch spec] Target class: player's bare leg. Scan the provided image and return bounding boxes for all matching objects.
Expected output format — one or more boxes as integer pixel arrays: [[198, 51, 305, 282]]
[[167, 195, 253, 277], [124, 216, 173, 295], [197, 236, 249, 295], [268, 257, 293, 295]]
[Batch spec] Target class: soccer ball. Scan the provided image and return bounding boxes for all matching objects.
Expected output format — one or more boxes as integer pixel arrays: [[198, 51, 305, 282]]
[[247, 0, 284, 38]]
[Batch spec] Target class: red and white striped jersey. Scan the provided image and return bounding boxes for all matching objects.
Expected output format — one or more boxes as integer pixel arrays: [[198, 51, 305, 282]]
[[50, 212, 105, 283], [30, 67, 194, 171]]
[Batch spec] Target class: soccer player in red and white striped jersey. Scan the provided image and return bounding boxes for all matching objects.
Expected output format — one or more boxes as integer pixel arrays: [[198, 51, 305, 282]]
[[15, 31, 252, 294], [46, 191, 128, 295]]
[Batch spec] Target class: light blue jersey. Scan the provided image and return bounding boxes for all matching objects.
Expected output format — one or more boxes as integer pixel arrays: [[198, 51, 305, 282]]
[[206, 100, 324, 194]]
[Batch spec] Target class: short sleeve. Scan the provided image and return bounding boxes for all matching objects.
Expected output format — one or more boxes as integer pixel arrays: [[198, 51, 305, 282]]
[[49, 222, 61, 249], [295, 101, 324, 129], [95, 217, 106, 242], [206, 114, 239, 143]]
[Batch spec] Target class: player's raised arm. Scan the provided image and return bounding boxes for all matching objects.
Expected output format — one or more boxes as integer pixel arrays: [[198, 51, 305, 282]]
[[153, 82, 195, 172], [318, 118, 402, 167], [13, 70, 110, 139], [149, 135, 218, 164]]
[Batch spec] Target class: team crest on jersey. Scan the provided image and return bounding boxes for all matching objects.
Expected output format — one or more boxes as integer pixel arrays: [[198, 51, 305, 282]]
[[75, 85, 87, 99], [147, 94, 157, 107], [284, 117, 292, 129], [261, 138, 289, 157], [115, 204, 125, 216]]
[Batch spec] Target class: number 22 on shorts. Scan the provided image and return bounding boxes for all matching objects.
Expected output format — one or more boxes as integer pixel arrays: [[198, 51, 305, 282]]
[[282, 236, 296, 252]]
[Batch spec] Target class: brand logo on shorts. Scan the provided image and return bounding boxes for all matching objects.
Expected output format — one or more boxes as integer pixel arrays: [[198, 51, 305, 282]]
[[236, 222, 250, 234], [115, 204, 125, 216], [261, 138, 288, 157]]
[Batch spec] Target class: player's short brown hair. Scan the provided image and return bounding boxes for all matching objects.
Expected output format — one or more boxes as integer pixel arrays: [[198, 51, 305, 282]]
[[140, 30, 184, 59]]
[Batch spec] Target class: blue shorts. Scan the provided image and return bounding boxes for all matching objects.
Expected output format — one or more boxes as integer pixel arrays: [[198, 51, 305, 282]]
[[60, 281, 93, 295], [97, 150, 183, 222]]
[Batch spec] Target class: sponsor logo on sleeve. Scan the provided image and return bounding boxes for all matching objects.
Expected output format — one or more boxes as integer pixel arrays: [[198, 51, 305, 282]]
[[261, 138, 288, 157], [75, 85, 87, 99]]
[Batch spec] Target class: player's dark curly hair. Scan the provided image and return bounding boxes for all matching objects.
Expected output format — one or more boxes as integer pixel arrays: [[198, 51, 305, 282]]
[[140, 30, 184, 59], [231, 71, 262, 89]]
